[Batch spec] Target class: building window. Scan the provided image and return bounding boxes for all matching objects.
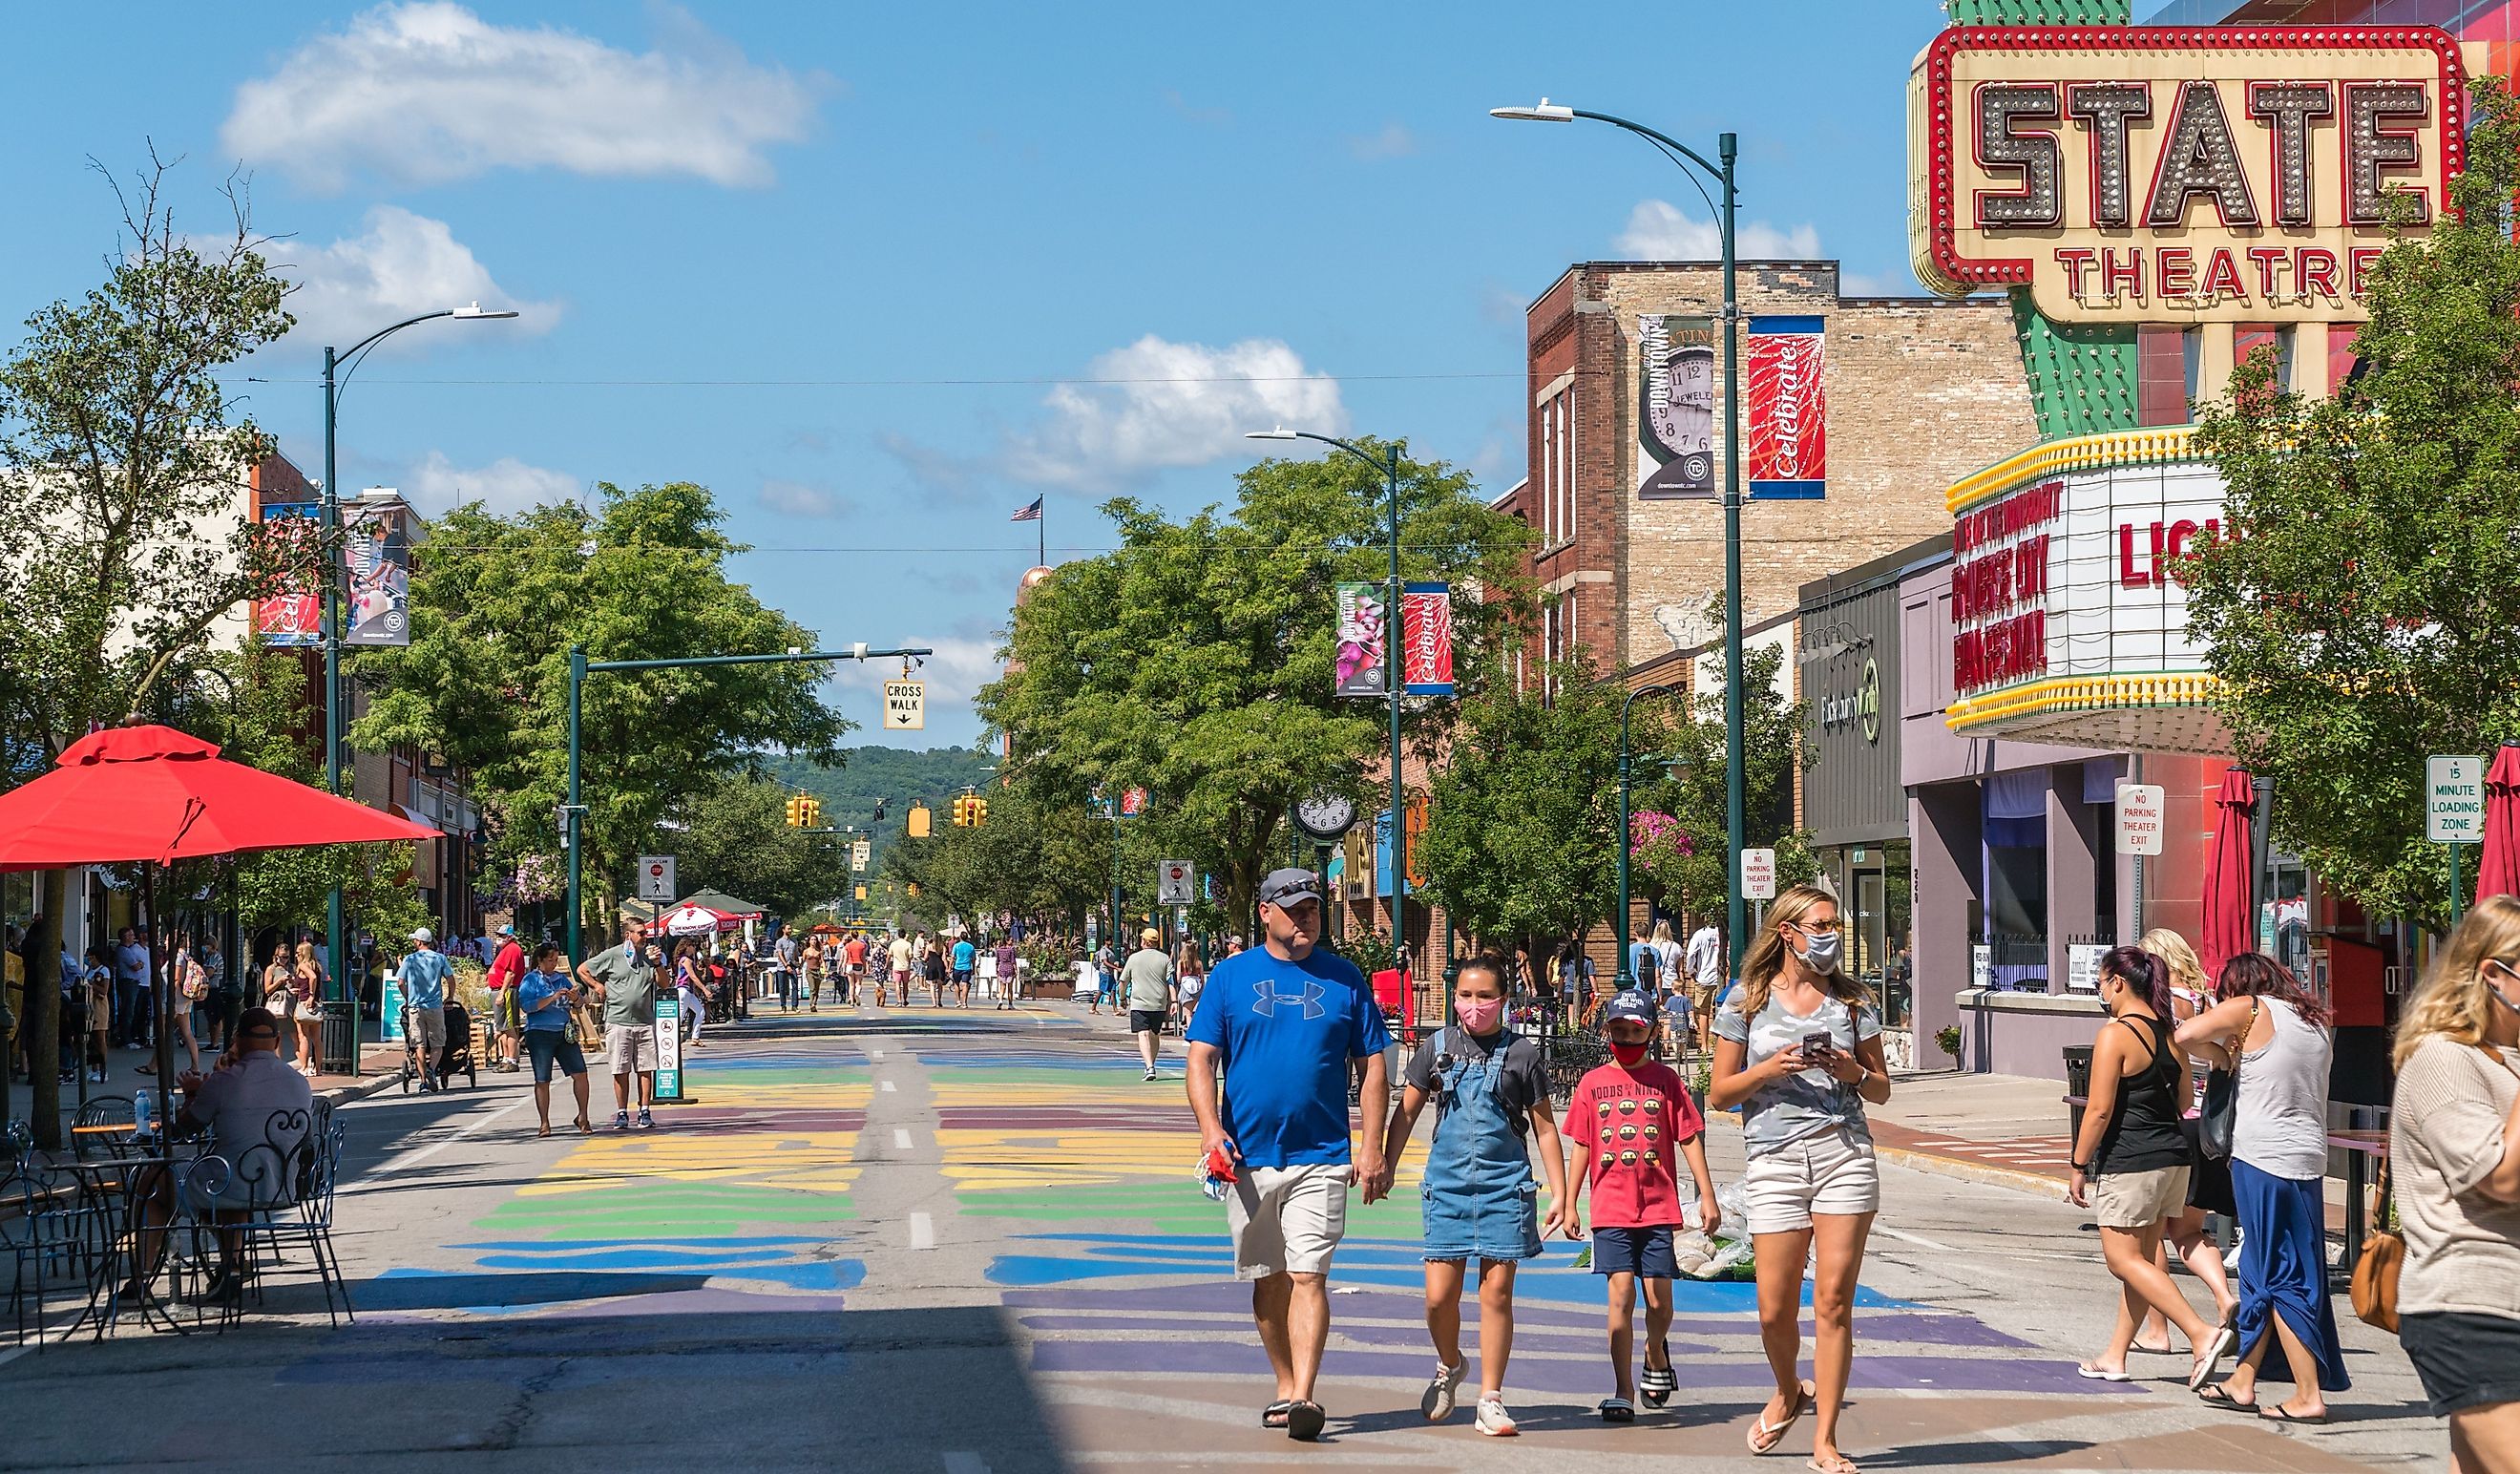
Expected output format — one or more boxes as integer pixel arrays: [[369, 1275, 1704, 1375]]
[[2328, 323, 2362, 394], [1540, 399, 1559, 545], [1558, 386, 1576, 546]]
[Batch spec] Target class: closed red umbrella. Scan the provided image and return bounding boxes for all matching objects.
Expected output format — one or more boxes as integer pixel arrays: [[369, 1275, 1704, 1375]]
[[2200, 767, 2258, 984], [0, 725, 434, 870], [2476, 745, 2520, 904]]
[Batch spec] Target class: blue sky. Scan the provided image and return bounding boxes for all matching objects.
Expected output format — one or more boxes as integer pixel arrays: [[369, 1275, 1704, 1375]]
[[0, 1, 1954, 748]]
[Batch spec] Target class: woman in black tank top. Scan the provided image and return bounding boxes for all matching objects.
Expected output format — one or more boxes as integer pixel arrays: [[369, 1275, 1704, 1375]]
[[2068, 948, 2233, 1386]]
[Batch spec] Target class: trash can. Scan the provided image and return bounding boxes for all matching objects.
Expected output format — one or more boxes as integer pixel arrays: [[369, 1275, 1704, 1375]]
[[320, 999, 360, 1076], [2062, 1043, 2095, 1147]]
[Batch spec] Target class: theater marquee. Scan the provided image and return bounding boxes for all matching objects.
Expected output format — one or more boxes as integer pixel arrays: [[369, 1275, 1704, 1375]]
[[1908, 25, 2465, 322]]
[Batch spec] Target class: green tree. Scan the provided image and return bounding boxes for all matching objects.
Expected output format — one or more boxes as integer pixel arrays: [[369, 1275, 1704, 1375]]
[[1416, 658, 1639, 958], [0, 158, 300, 1143], [666, 773, 850, 919], [1634, 640, 1817, 918], [2189, 76, 2520, 926], [352, 482, 848, 937], [983, 439, 1531, 923]]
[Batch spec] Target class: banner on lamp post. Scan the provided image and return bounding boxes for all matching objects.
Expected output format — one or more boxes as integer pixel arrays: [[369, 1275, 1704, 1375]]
[[342, 495, 413, 646], [1400, 582, 1454, 697], [255, 502, 322, 646], [1637, 314, 1717, 500], [1335, 582, 1388, 696], [1747, 317, 1827, 500]]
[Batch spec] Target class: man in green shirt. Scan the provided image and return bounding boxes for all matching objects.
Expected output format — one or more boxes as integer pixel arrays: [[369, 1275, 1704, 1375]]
[[578, 919, 660, 1130]]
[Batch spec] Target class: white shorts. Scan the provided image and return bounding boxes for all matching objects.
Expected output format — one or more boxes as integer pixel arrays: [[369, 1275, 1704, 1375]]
[[1743, 1122, 1881, 1233], [1227, 1163, 1351, 1279]]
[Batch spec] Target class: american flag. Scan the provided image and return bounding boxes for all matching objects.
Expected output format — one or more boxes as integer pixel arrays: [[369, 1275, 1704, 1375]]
[[1009, 496, 1043, 522]]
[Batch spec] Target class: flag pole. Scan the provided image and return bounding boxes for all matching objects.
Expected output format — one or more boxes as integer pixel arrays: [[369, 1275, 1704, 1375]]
[[1039, 500, 1046, 566]]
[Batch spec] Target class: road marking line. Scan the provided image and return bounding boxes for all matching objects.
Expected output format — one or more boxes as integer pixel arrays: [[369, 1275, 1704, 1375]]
[[871, 1048, 885, 1060], [893, 1128, 913, 1150], [880, 1079, 897, 1093], [942, 1454, 989, 1474], [1873, 1225, 1959, 1253], [910, 1211, 935, 1249], [365, 1096, 531, 1179]]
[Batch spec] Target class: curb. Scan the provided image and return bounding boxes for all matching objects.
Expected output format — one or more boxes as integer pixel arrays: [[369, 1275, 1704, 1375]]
[[1704, 1108, 2072, 1203], [317, 1071, 407, 1109]]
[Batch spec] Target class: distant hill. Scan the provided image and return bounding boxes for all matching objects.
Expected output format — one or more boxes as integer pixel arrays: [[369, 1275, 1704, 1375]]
[[764, 743, 997, 867]]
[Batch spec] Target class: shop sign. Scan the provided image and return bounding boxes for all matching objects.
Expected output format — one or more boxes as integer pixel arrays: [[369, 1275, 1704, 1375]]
[[1909, 26, 2465, 323], [1819, 657, 1881, 746], [1950, 458, 2226, 702]]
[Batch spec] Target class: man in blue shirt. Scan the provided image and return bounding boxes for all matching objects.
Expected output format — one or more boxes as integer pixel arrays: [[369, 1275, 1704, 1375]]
[[1187, 867, 1391, 1443], [396, 928, 455, 1092], [951, 936, 976, 1008]]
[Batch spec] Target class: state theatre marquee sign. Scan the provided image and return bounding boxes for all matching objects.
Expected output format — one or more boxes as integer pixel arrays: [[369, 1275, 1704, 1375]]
[[1909, 25, 2465, 322]]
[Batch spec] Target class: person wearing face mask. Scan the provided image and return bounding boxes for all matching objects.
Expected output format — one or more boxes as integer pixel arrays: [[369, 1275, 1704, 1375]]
[[2389, 894, 2520, 1470], [1560, 988, 1717, 1425], [1376, 956, 1568, 1438], [2066, 947, 2234, 1389], [1709, 885, 1892, 1474]]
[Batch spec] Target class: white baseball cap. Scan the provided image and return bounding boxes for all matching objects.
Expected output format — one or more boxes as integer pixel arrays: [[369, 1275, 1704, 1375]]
[[409, 927, 434, 944]]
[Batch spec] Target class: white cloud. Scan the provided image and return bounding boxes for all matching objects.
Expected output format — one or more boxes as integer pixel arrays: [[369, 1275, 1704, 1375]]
[[827, 635, 1001, 711], [1000, 335, 1346, 493], [223, 2, 823, 191], [1347, 122, 1417, 160], [760, 478, 850, 518], [404, 451, 579, 516], [277, 206, 554, 350], [1615, 200, 1821, 261]]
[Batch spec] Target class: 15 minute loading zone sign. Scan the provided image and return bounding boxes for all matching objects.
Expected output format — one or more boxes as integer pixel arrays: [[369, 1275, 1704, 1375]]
[[884, 679, 925, 731]]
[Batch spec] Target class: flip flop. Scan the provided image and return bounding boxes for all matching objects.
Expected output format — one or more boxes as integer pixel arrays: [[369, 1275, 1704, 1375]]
[[2259, 1405, 2329, 1425], [1749, 1380, 1815, 1454], [537, 1124, 552, 1138], [1599, 1398, 1636, 1423], [575, 1116, 594, 1135], [1643, 1347, 1677, 1407], [1807, 1455, 1862, 1474], [1285, 1400, 1326, 1442], [2196, 1384, 2258, 1413], [2194, 1321, 2239, 1381], [2075, 1364, 2132, 1382], [1261, 1400, 1292, 1429]]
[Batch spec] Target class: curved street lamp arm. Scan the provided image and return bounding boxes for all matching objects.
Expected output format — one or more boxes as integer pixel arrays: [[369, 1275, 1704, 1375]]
[[1288, 429, 1386, 475], [1570, 109, 1724, 187], [337, 308, 456, 366]]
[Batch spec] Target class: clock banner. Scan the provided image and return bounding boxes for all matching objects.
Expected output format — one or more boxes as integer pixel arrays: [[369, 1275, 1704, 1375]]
[[1335, 581, 1388, 697], [1399, 582, 1454, 697], [1637, 314, 1717, 500], [1747, 315, 1826, 499]]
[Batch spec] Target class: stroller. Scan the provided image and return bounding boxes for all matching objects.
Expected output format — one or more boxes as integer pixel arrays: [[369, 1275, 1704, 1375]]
[[398, 1000, 482, 1094]]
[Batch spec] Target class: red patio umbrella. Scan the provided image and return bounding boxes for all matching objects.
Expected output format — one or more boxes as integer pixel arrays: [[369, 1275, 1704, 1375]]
[[2475, 745, 2520, 905], [2199, 767, 2258, 985], [0, 725, 437, 1107]]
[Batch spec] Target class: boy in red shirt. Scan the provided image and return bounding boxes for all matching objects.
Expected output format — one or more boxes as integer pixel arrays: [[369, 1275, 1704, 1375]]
[[1560, 988, 1720, 1421]]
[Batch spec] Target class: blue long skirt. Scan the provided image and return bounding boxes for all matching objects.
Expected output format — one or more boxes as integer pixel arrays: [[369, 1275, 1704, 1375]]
[[2230, 1158, 2350, 1392]]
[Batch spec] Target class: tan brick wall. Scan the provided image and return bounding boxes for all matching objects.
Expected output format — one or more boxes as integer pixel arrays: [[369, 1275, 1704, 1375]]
[[1531, 263, 2036, 673]]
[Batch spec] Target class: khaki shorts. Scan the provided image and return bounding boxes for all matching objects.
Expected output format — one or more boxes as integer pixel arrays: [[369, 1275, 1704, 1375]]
[[407, 1004, 447, 1061], [2090, 1164, 2192, 1229], [1690, 980, 1722, 1011], [1227, 1163, 1351, 1279], [606, 1023, 657, 1075], [1743, 1121, 1881, 1233]]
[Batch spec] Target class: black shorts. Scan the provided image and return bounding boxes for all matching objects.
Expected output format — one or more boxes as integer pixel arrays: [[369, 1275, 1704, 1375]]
[[1592, 1225, 1677, 1278], [1128, 1008, 1166, 1034], [2401, 1312, 2520, 1417]]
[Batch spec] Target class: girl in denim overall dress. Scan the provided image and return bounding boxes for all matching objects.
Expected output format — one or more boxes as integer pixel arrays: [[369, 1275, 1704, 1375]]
[[1377, 956, 1569, 1437]]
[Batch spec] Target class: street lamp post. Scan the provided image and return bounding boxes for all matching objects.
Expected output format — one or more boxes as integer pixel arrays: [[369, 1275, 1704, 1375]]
[[1247, 429, 1408, 979], [320, 303, 517, 1035], [1614, 684, 1686, 992], [1491, 100, 1751, 984]]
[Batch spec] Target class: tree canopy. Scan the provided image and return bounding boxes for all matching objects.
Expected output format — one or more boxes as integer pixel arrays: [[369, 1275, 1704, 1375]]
[[980, 439, 1531, 923], [2190, 75, 2520, 926]]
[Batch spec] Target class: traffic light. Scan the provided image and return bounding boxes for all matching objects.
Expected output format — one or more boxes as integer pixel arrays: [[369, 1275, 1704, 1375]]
[[971, 797, 988, 827], [785, 795, 805, 827], [950, 795, 971, 827], [800, 796, 822, 829], [873, 799, 888, 823], [907, 804, 931, 838]]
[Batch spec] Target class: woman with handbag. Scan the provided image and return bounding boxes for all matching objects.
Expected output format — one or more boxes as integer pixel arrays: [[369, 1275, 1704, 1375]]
[[2389, 895, 2520, 1469], [2178, 953, 2349, 1421], [2064, 946, 2233, 1388]]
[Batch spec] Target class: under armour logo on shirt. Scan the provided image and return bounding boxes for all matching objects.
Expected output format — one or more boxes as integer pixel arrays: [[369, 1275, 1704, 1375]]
[[1251, 979, 1327, 1020]]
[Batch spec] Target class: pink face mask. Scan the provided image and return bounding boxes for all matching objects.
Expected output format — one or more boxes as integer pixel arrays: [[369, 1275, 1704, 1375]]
[[1455, 997, 1505, 1035]]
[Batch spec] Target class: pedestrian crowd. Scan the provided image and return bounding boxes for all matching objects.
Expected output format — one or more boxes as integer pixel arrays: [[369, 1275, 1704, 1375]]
[[1183, 873, 2520, 1472]]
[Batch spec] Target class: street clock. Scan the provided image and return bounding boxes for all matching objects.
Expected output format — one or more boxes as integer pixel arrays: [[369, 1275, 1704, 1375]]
[[1292, 790, 1357, 840]]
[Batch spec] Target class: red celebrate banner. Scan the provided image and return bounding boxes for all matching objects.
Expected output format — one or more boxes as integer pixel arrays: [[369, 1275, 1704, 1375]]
[[1399, 582, 1453, 696], [1747, 317, 1826, 498]]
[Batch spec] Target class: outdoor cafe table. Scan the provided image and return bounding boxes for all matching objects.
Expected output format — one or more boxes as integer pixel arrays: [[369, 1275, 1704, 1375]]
[[51, 1147, 216, 1339]]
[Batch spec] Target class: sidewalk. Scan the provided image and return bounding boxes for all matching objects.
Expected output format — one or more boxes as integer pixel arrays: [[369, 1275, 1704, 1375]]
[[4, 1038, 409, 1148], [1864, 1069, 2079, 1200]]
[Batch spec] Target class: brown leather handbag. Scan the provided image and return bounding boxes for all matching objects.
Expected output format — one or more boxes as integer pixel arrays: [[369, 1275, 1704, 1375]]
[[2348, 1158, 2402, 1334]]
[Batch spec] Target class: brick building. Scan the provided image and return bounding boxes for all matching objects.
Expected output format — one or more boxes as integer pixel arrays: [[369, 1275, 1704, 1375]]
[[1504, 261, 2037, 679]]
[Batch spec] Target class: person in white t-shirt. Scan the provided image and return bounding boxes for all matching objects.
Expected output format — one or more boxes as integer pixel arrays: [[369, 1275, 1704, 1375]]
[[1683, 921, 1724, 1050]]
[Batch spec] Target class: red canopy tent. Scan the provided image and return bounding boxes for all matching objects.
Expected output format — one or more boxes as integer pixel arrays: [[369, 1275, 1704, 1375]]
[[2199, 768, 2258, 985], [0, 726, 436, 1124], [2475, 745, 2520, 906]]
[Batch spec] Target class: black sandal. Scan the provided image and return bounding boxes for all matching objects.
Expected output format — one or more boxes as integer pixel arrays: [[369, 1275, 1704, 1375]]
[[1262, 1400, 1292, 1429], [1285, 1400, 1326, 1441], [2197, 1384, 2258, 1413]]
